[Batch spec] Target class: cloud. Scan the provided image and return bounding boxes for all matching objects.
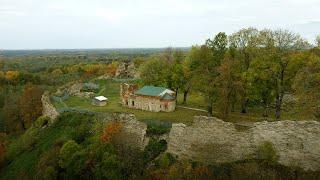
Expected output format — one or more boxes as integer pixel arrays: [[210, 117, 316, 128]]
[[0, 0, 320, 49]]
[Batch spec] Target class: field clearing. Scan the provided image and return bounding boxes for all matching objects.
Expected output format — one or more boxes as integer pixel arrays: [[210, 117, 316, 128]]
[[52, 79, 316, 124]]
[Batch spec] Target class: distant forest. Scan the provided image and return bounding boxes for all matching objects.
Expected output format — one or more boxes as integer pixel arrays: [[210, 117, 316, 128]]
[[0, 48, 189, 58]]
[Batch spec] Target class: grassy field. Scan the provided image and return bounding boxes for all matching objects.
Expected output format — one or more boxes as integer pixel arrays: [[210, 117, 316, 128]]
[[52, 79, 207, 124], [52, 79, 316, 124]]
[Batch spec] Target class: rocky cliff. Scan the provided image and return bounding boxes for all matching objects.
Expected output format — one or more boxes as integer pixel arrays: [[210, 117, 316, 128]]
[[167, 116, 320, 171]]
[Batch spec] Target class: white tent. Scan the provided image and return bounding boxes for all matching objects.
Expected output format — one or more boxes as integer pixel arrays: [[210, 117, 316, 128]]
[[94, 96, 108, 101]]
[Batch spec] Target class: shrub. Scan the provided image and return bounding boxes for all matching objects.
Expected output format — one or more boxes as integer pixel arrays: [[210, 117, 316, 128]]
[[34, 116, 50, 128], [81, 83, 99, 93], [72, 118, 93, 143], [59, 140, 81, 168], [143, 138, 167, 164], [35, 147, 60, 179], [43, 166, 58, 180], [5, 126, 40, 161], [145, 120, 171, 136], [256, 141, 279, 165], [156, 153, 175, 168]]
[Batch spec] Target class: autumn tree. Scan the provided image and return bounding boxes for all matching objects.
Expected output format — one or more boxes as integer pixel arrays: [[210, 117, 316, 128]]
[[0, 71, 5, 84], [0, 133, 7, 168], [52, 68, 63, 77], [106, 61, 118, 77], [216, 56, 243, 117], [100, 122, 122, 142], [5, 71, 20, 85], [19, 83, 43, 128], [3, 92, 22, 133]]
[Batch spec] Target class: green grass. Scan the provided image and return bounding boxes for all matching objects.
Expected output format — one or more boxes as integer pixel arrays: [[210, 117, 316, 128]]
[[57, 80, 206, 124]]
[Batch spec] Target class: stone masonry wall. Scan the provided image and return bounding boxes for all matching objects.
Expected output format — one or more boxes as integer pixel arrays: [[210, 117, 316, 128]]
[[41, 91, 60, 122], [110, 113, 149, 151], [167, 116, 320, 171]]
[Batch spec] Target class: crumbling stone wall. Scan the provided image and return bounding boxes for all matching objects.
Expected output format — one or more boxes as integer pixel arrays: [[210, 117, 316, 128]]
[[115, 62, 138, 78], [167, 116, 320, 171], [109, 113, 149, 151], [55, 82, 95, 98], [41, 91, 60, 122]]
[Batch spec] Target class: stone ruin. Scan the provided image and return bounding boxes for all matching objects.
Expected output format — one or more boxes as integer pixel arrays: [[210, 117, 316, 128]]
[[41, 85, 320, 171], [115, 62, 138, 78], [94, 113, 320, 171], [41, 91, 60, 122], [55, 82, 95, 98], [109, 113, 149, 151], [166, 116, 320, 171]]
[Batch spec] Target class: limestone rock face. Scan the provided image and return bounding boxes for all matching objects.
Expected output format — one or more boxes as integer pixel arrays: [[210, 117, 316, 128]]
[[41, 91, 60, 122], [167, 116, 320, 171]]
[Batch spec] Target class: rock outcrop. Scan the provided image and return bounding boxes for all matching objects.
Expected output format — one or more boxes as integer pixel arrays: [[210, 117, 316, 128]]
[[167, 116, 320, 171], [41, 91, 60, 122]]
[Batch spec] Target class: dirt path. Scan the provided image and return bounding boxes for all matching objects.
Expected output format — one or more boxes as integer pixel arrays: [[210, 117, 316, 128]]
[[177, 106, 208, 112]]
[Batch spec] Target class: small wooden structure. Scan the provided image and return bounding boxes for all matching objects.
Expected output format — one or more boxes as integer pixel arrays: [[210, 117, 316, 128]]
[[92, 96, 108, 106]]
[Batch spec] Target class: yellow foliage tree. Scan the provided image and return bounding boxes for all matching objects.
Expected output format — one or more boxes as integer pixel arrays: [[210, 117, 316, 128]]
[[5, 71, 19, 83], [52, 69, 63, 77]]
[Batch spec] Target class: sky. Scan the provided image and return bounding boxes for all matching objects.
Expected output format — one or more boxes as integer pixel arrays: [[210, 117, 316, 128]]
[[0, 0, 320, 49]]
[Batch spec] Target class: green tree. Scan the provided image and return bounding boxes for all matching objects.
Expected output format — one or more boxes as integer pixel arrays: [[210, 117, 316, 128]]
[[190, 32, 228, 116], [189, 45, 216, 115], [260, 29, 309, 119], [181, 57, 193, 104], [248, 54, 277, 118], [316, 34, 320, 47], [59, 140, 81, 169], [171, 50, 185, 100], [139, 57, 167, 87], [294, 53, 320, 120], [229, 28, 260, 113]]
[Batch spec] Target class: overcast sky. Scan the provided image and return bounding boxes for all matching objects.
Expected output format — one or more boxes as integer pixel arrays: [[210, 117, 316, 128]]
[[1, 0, 320, 49]]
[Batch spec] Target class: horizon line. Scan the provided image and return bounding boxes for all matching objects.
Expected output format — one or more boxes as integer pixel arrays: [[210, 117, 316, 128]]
[[0, 47, 192, 51]]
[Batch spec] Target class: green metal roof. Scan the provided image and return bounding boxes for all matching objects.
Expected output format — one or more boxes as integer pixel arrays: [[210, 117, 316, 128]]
[[162, 93, 175, 100], [135, 86, 168, 96]]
